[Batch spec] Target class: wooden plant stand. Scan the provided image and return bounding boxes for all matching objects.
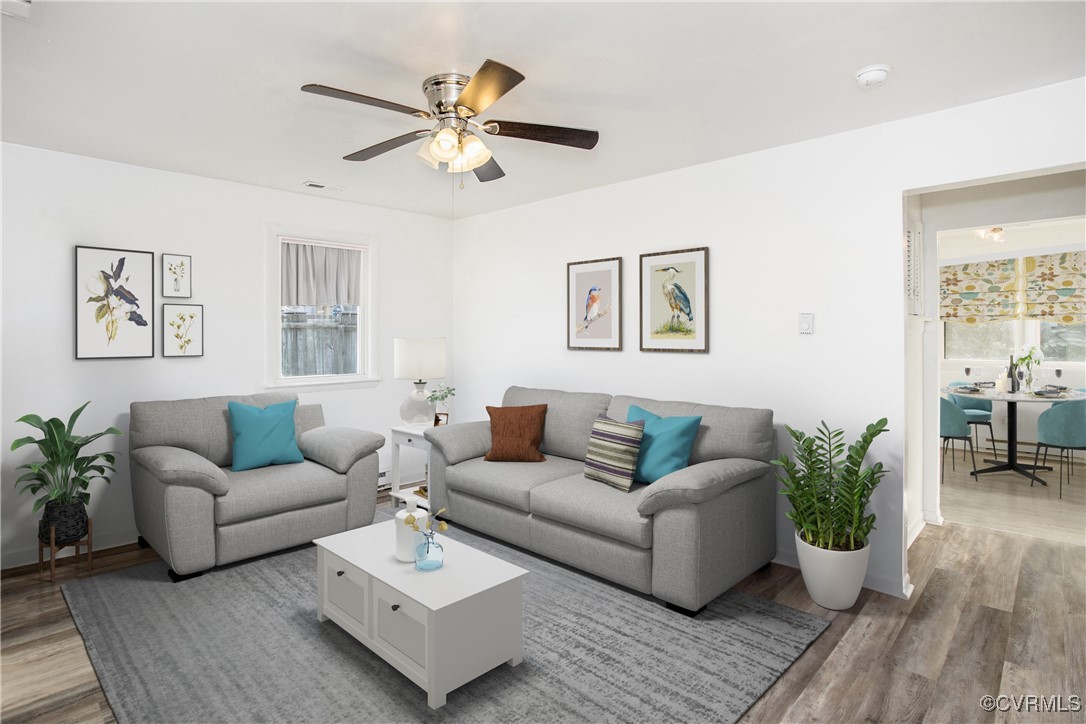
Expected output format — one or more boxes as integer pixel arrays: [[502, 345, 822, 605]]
[[38, 517, 93, 582]]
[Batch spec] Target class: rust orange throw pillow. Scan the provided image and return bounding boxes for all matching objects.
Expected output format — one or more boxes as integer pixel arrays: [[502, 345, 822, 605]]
[[484, 404, 548, 462]]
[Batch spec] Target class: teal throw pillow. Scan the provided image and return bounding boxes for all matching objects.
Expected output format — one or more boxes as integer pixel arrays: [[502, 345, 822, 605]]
[[626, 405, 702, 483], [228, 400, 304, 472]]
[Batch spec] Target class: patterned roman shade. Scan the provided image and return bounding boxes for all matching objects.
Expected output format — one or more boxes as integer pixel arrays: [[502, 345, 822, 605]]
[[1022, 250, 1085, 325], [939, 258, 1018, 324]]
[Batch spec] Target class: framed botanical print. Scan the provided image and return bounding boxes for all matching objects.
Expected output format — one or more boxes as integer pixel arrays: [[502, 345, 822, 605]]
[[639, 247, 709, 353], [162, 253, 192, 298], [567, 257, 622, 350], [163, 304, 204, 357], [75, 246, 154, 359]]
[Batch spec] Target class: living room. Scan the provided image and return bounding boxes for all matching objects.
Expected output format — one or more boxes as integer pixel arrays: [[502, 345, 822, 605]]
[[2, 2, 1084, 722]]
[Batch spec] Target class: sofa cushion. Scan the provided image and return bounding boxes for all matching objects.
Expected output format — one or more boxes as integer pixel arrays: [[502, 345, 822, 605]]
[[503, 386, 612, 461], [584, 415, 645, 491], [484, 404, 547, 462], [228, 400, 305, 471], [608, 395, 774, 463], [445, 456, 584, 512], [215, 460, 347, 525], [530, 474, 652, 549], [626, 405, 702, 483]]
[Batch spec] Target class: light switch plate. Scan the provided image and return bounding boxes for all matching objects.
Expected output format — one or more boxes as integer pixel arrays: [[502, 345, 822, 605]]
[[799, 313, 814, 335]]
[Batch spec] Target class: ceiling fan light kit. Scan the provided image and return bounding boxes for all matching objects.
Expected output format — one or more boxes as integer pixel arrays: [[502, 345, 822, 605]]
[[302, 59, 599, 184]]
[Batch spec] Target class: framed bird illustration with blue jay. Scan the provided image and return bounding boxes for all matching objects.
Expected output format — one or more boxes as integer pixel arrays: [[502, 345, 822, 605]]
[[640, 247, 709, 353], [567, 257, 622, 350]]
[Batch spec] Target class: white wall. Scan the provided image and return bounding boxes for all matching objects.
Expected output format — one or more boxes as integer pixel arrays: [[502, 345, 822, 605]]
[[1, 144, 452, 568], [451, 79, 1086, 598]]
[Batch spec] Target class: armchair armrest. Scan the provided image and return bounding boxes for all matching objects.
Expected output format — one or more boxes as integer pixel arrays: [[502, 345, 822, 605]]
[[130, 446, 230, 496], [637, 458, 770, 515], [425, 421, 492, 466], [298, 427, 385, 474]]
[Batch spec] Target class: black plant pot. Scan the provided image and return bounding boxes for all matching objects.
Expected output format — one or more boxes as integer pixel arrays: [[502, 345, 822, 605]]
[[38, 500, 88, 546]]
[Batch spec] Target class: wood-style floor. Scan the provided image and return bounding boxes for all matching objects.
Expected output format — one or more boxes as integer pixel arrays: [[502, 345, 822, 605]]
[[2, 501, 1083, 723], [940, 441, 1085, 546]]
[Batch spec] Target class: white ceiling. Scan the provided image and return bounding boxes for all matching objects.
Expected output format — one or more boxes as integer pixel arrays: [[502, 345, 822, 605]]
[[4, 2, 1084, 219]]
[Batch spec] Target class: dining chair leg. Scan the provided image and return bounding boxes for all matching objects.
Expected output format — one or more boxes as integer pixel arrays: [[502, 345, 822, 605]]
[[967, 437, 978, 480], [1031, 444, 1044, 488], [941, 437, 949, 482]]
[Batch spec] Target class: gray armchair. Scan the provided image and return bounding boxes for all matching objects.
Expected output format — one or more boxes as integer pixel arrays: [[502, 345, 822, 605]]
[[129, 392, 384, 580]]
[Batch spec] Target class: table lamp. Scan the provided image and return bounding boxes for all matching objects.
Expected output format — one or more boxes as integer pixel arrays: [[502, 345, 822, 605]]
[[393, 337, 446, 424]]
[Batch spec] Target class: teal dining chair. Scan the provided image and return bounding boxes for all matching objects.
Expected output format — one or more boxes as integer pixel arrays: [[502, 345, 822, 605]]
[[940, 397, 978, 481], [1045, 388, 1085, 473], [1031, 400, 1086, 499], [949, 381, 999, 458]]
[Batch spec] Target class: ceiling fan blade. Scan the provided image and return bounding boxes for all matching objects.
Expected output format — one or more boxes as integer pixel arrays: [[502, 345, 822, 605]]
[[483, 120, 599, 150], [473, 157, 506, 183], [343, 131, 429, 162], [454, 60, 525, 118], [302, 84, 431, 119]]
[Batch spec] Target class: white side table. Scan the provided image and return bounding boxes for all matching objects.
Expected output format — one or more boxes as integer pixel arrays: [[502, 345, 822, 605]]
[[390, 423, 433, 509]]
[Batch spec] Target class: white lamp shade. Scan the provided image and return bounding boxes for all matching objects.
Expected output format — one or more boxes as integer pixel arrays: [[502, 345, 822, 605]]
[[393, 337, 446, 380], [415, 141, 440, 169], [429, 128, 460, 162]]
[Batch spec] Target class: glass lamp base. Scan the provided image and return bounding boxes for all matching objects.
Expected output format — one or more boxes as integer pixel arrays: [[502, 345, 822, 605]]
[[400, 382, 435, 424]]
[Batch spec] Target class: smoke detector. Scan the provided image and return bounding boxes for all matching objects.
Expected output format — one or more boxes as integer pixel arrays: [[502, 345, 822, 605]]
[[856, 64, 892, 89]]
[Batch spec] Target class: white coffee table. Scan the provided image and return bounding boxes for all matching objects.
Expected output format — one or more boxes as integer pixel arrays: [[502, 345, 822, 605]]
[[314, 520, 528, 708]]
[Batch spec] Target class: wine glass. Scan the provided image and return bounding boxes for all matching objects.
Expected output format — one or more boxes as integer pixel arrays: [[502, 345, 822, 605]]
[[964, 367, 971, 378], [1055, 368, 1063, 380]]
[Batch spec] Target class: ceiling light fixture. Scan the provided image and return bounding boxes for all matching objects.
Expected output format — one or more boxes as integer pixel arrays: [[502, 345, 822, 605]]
[[855, 64, 892, 89]]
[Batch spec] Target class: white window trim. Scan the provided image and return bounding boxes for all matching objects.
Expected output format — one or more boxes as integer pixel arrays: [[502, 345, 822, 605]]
[[264, 223, 381, 390]]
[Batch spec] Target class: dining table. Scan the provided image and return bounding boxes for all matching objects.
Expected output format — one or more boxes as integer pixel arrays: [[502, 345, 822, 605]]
[[941, 386, 1086, 486]]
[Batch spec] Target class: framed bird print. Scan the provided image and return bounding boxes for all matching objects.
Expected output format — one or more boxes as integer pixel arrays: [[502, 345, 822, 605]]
[[75, 245, 154, 359], [567, 257, 622, 350], [640, 247, 708, 353]]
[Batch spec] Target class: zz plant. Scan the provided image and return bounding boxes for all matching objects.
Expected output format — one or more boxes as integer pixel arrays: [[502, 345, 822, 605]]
[[11, 401, 121, 513], [773, 418, 889, 552]]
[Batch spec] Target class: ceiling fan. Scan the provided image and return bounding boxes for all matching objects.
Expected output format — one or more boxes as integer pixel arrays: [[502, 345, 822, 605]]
[[302, 59, 599, 183]]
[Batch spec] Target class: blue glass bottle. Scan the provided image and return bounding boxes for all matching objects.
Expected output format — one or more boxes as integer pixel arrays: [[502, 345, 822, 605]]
[[415, 531, 444, 571]]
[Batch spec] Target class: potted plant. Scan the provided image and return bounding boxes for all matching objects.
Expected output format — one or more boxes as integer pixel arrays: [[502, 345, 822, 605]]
[[773, 418, 889, 610], [10, 402, 121, 546]]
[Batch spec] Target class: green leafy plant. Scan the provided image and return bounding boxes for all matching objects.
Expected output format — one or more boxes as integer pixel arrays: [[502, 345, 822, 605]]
[[427, 384, 456, 404], [10, 402, 122, 513], [773, 418, 889, 552]]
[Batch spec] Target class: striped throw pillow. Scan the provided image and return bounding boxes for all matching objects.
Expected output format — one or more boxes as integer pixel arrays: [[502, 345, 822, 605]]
[[584, 414, 646, 491]]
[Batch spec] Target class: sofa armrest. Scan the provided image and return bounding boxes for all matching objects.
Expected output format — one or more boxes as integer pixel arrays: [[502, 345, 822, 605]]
[[298, 427, 385, 474], [425, 421, 492, 466], [130, 446, 230, 496], [637, 458, 770, 515]]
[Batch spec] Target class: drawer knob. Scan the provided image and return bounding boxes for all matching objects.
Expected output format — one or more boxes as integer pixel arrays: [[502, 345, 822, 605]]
[[336, 570, 345, 577], [391, 604, 400, 611], [407, 438, 413, 443]]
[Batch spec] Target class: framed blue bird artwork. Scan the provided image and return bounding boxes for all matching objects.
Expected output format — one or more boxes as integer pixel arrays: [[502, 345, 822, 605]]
[[567, 257, 622, 351]]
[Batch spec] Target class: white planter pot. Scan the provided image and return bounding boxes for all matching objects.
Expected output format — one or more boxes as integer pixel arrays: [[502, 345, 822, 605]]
[[794, 531, 871, 610]]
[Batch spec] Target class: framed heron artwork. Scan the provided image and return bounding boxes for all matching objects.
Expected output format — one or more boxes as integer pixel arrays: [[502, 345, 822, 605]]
[[567, 257, 621, 350], [75, 245, 154, 359], [639, 247, 709, 353]]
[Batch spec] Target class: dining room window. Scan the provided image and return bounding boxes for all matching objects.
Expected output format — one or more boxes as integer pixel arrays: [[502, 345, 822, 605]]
[[1040, 322, 1085, 362], [944, 321, 1015, 361]]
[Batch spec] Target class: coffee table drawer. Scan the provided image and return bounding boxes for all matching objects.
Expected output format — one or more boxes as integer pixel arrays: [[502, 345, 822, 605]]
[[324, 552, 369, 633], [372, 578, 428, 673]]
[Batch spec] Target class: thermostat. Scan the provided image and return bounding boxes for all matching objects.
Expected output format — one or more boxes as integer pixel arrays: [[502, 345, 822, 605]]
[[799, 313, 814, 335]]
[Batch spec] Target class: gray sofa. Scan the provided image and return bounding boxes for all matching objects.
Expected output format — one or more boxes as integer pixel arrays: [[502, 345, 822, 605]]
[[129, 392, 384, 580], [425, 386, 776, 613]]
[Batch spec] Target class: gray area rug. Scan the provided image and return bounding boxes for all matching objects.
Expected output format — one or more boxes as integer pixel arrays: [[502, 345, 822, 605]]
[[63, 515, 828, 724]]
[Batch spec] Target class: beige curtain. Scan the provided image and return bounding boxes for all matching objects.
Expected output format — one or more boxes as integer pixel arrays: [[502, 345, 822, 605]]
[[281, 242, 361, 307], [1022, 250, 1085, 325], [938, 258, 1018, 324]]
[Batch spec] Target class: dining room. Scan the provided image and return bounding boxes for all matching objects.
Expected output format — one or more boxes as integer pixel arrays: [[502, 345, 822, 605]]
[[937, 215, 1085, 546]]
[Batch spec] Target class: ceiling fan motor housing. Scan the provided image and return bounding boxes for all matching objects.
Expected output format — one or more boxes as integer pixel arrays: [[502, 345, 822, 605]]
[[422, 73, 471, 118]]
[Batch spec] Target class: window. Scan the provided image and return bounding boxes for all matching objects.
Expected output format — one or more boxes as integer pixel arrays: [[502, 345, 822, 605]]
[[1041, 322, 1085, 362], [944, 321, 1015, 360], [271, 233, 374, 386]]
